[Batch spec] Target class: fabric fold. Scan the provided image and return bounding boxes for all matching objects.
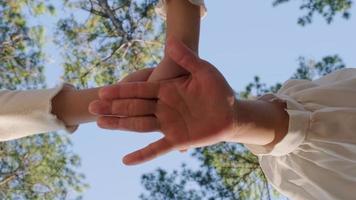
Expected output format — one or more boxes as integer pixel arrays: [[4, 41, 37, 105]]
[[156, 0, 207, 19], [0, 83, 78, 141]]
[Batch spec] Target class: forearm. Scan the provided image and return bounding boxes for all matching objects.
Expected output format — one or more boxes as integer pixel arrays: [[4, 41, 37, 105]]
[[165, 0, 200, 53], [229, 99, 289, 147], [52, 87, 100, 126], [148, 0, 201, 81]]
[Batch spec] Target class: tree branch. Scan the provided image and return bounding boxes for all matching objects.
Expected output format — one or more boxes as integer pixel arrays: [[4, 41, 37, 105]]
[[79, 41, 128, 79], [0, 173, 17, 187], [83, 0, 109, 18], [97, 0, 125, 37]]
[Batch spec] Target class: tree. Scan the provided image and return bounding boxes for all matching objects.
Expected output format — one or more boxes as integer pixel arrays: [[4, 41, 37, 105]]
[[55, 0, 163, 88], [273, 0, 353, 26], [0, 1, 88, 199], [140, 144, 276, 200], [0, 0, 48, 90], [1, 0, 162, 199], [140, 55, 346, 200]]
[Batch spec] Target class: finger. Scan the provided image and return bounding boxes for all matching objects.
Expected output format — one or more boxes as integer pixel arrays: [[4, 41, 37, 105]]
[[89, 99, 156, 116], [166, 36, 202, 74], [112, 99, 156, 116], [99, 82, 160, 100], [123, 138, 173, 165], [119, 68, 154, 83], [97, 116, 159, 132], [88, 100, 111, 115]]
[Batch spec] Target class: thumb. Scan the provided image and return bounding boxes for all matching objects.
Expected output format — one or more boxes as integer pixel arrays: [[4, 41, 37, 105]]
[[167, 37, 203, 74]]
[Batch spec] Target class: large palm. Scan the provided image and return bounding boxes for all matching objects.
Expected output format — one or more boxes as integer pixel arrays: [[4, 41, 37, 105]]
[[90, 38, 237, 165]]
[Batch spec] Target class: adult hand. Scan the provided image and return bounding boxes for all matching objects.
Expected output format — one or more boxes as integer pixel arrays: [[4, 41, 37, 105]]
[[89, 38, 238, 165]]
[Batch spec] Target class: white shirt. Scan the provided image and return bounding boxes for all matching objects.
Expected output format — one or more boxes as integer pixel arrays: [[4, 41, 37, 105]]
[[246, 68, 356, 200], [0, 83, 77, 141]]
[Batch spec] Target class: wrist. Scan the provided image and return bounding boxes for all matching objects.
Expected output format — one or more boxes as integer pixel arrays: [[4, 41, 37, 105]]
[[52, 87, 99, 126], [259, 95, 289, 148], [227, 98, 288, 146], [52, 87, 75, 125], [148, 56, 188, 81]]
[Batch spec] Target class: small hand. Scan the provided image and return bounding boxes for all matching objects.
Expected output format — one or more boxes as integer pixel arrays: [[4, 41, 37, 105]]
[[147, 55, 188, 82], [119, 68, 154, 83], [89, 38, 238, 165]]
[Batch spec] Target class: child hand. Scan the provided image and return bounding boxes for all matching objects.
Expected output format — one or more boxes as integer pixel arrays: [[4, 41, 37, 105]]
[[147, 55, 189, 82]]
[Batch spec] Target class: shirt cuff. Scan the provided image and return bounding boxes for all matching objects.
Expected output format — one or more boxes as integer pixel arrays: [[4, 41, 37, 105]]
[[245, 94, 310, 156], [0, 84, 78, 141], [28, 83, 79, 134], [52, 83, 79, 134], [156, 0, 207, 19]]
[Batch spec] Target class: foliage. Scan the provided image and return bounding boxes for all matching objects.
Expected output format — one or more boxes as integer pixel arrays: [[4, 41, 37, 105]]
[[0, 134, 88, 200], [273, 0, 353, 25], [1, 0, 164, 199], [0, 0, 50, 90], [139, 55, 345, 200], [0, 1, 88, 199], [1, 0, 166, 198], [141, 144, 276, 200], [55, 0, 163, 88], [292, 55, 346, 79]]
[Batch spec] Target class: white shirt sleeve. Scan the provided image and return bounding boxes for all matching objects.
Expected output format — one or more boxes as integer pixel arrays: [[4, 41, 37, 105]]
[[0, 84, 78, 141], [156, 0, 207, 19], [245, 68, 356, 200]]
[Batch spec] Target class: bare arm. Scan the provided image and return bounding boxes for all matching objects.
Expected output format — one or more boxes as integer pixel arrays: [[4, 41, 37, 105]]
[[51, 87, 100, 127], [148, 0, 201, 81], [230, 99, 289, 147], [52, 68, 155, 128]]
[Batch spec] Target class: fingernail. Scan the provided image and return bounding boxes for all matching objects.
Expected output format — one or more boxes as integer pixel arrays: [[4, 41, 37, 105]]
[[89, 100, 111, 115], [123, 156, 134, 166], [88, 101, 100, 114]]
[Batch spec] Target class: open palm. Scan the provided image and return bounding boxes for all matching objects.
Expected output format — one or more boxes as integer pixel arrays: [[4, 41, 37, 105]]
[[89, 38, 237, 165]]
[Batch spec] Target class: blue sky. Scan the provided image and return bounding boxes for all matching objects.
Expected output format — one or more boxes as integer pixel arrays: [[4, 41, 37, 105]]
[[42, 0, 356, 199]]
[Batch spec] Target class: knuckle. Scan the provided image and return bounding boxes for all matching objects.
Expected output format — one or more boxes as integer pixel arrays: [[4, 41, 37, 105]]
[[147, 143, 158, 158], [115, 118, 121, 128], [128, 100, 137, 116], [112, 101, 121, 115], [130, 118, 138, 130], [113, 101, 124, 115], [143, 100, 153, 115], [134, 119, 145, 132], [151, 101, 157, 114], [149, 117, 158, 131]]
